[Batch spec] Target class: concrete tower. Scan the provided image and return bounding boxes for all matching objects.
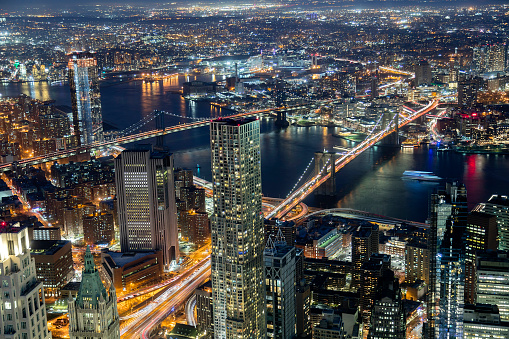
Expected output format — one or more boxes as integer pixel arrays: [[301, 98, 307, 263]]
[[210, 117, 266, 339]]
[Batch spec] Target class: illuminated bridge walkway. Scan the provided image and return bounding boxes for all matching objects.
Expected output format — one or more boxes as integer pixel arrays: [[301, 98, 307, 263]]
[[266, 98, 440, 220]]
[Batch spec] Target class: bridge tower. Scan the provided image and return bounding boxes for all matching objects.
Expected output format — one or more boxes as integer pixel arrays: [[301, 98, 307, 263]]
[[275, 109, 289, 128], [155, 110, 166, 150], [381, 110, 400, 146], [274, 79, 289, 127], [314, 151, 337, 197]]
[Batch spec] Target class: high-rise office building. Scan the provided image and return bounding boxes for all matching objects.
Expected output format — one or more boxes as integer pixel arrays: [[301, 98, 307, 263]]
[[0, 224, 52, 339], [68, 51, 103, 146], [414, 60, 432, 86], [458, 78, 479, 106], [464, 212, 498, 304], [352, 223, 379, 287], [478, 195, 509, 251], [210, 117, 266, 339], [359, 255, 389, 330], [437, 183, 468, 339], [427, 182, 467, 339], [368, 270, 406, 339], [296, 280, 311, 338], [68, 246, 120, 339], [463, 304, 509, 339], [195, 281, 213, 338], [472, 46, 489, 74], [471, 44, 506, 73], [487, 44, 507, 72], [405, 240, 429, 285], [31, 240, 74, 297], [476, 251, 509, 321], [264, 235, 296, 339], [115, 146, 179, 269]]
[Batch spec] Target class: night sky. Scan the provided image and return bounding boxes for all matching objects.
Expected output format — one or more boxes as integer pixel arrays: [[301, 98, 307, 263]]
[[1, 0, 508, 11]]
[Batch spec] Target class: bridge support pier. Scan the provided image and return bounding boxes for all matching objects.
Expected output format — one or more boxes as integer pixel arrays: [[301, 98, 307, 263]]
[[314, 151, 337, 198], [275, 110, 289, 128]]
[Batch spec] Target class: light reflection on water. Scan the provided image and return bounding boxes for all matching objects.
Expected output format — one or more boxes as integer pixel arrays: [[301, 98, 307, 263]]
[[2, 80, 509, 222]]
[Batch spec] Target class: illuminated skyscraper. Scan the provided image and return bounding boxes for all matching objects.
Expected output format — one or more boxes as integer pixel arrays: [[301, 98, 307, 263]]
[[68, 51, 103, 145], [476, 251, 509, 322], [264, 234, 296, 339], [68, 246, 120, 339], [368, 270, 406, 339], [210, 117, 266, 339], [427, 182, 467, 339], [427, 182, 468, 339], [464, 212, 498, 304], [414, 60, 432, 86], [478, 195, 509, 251], [0, 223, 52, 339], [115, 146, 179, 269], [352, 223, 379, 287], [487, 44, 507, 72]]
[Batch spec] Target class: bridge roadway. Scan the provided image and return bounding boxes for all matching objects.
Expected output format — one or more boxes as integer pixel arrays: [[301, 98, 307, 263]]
[[0, 110, 272, 172], [267, 98, 440, 220]]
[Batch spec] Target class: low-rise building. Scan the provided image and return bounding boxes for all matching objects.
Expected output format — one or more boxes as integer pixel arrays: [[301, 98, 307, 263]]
[[101, 250, 163, 293], [30, 239, 74, 297]]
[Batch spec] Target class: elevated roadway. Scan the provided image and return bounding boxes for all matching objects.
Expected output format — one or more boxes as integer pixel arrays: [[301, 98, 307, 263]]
[[267, 98, 440, 220]]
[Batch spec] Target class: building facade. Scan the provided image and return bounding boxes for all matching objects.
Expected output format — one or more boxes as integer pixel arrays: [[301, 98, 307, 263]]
[[463, 304, 509, 339], [264, 236, 296, 339], [31, 240, 74, 297], [68, 246, 120, 339], [479, 195, 509, 251], [368, 270, 406, 339], [115, 146, 179, 269], [101, 249, 163, 294], [68, 51, 104, 146], [476, 251, 509, 321], [0, 224, 52, 339], [210, 118, 266, 339]]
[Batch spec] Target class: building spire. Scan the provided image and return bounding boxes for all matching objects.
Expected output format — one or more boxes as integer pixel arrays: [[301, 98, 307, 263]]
[[84, 245, 96, 274], [274, 227, 287, 246]]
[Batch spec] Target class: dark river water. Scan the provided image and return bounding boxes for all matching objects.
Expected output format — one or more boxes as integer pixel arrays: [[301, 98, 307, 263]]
[[2, 78, 508, 222]]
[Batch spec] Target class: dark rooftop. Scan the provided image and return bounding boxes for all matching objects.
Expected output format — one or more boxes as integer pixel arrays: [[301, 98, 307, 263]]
[[212, 117, 258, 126], [103, 250, 158, 268], [487, 194, 509, 207], [61, 281, 81, 291], [30, 240, 70, 256]]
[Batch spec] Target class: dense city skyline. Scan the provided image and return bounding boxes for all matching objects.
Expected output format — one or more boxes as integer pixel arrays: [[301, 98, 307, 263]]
[[1, 1, 509, 339]]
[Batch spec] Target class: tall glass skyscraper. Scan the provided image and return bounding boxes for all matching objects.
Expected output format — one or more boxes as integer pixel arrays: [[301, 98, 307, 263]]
[[114, 146, 179, 269], [68, 51, 104, 146], [210, 117, 266, 339], [427, 182, 468, 339]]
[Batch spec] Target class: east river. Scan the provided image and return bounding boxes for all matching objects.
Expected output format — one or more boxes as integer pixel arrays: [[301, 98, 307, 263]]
[[2, 77, 509, 222]]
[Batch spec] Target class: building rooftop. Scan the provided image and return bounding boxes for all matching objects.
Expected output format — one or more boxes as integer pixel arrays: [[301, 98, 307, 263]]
[[212, 117, 258, 126], [31, 240, 70, 256], [0, 222, 26, 234], [103, 250, 158, 268], [61, 281, 81, 292], [487, 194, 509, 207]]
